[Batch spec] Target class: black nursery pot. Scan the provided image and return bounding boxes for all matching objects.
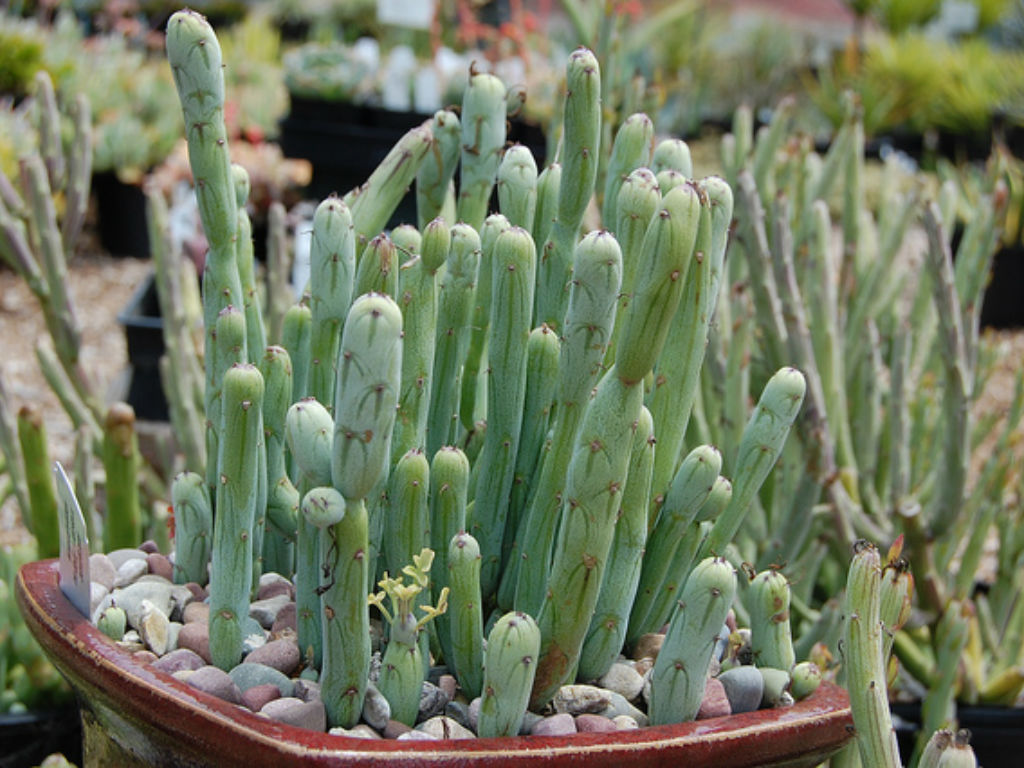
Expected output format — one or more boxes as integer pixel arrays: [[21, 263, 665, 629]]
[[117, 271, 167, 422], [891, 701, 1024, 765], [0, 706, 82, 768], [93, 172, 150, 259]]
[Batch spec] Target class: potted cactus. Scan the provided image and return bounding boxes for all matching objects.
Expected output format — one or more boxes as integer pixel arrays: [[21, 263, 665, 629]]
[[16, 9, 855, 766]]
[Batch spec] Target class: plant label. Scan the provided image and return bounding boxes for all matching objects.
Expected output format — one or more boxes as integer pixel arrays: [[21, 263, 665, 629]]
[[55, 461, 91, 617]]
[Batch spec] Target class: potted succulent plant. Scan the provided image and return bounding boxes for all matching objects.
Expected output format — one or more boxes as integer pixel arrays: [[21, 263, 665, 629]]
[[15, 9, 857, 766]]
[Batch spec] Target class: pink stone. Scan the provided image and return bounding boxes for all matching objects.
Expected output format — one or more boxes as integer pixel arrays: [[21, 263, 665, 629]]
[[271, 602, 297, 634], [438, 674, 458, 701], [383, 719, 413, 739], [697, 677, 732, 720], [575, 714, 617, 733], [530, 713, 577, 737], [242, 683, 282, 712], [147, 553, 174, 581], [132, 650, 158, 664], [182, 602, 209, 625], [257, 581, 294, 601], [177, 621, 212, 664], [244, 637, 300, 675], [139, 540, 159, 554]]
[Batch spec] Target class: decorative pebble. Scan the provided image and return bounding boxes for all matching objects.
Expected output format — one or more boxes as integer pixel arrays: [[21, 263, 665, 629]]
[[112, 581, 175, 629], [90, 582, 109, 614], [329, 724, 382, 739], [575, 713, 617, 733], [419, 681, 449, 720], [467, 697, 481, 731], [139, 540, 159, 554], [107, 548, 148, 569], [114, 558, 150, 588], [697, 677, 731, 720], [184, 582, 206, 601], [89, 554, 117, 591], [437, 674, 457, 701], [260, 697, 326, 732], [519, 711, 543, 735], [396, 730, 439, 741], [552, 684, 611, 715], [257, 581, 293, 601], [249, 594, 292, 629], [152, 648, 206, 676], [717, 666, 764, 714], [292, 679, 321, 704], [244, 637, 300, 675], [147, 553, 174, 581], [258, 572, 292, 591], [168, 585, 196, 622], [177, 621, 212, 664], [117, 629, 145, 652], [599, 662, 645, 701], [444, 701, 472, 731], [183, 602, 209, 625], [632, 633, 664, 662], [132, 650, 158, 664], [271, 603, 297, 635], [187, 665, 243, 704], [416, 715, 475, 740], [362, 683, 391, 730], [600, 691, 648, 727], [530, 713, 577, 737], [242, 617, 269, 654], [759, 667, 791, 708], [613, 715, 639, 730], [138, 600, 171, 655], [242, 683, 282, 713], [383, 719, 413, 739], [229, 662, 294, 697]]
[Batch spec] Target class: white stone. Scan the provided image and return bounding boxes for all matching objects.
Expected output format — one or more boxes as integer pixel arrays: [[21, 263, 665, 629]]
[[138, 599, 171, 656], [114, 558, 149, 588]]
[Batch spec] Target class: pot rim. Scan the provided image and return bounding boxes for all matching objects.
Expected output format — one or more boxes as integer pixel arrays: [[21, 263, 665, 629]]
[[16, 558, 853, 766]]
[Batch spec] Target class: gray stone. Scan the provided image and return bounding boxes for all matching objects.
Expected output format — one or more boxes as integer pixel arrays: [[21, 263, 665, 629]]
[[396, 730, 439, 741], [114, 558, 150, 588], [292, 678, 321, 704], [138, 600, 171, 655], [152, 648, 206, 676], [89, 554, 117, 591], [270, 603, 297, 635], [520, 711, 544, 735], [362, 683, 391, 730], [419, 681, 449, 720], [415, 716, 475, 740], [260, 697, 326, 732], [166, 621, 182, 653], [382, 719, 412, 739], [329, 725, 382, 739], [443, 701, 471, 731], [552, 684, 611, 715], [244, 637, 300, 675], [718, 666, 764, 714], [599, 662, 645, 701], [112, 580, 175, 630], [249, 594, 291, 629], [599, 690, 648, 727], [467, 697, 481, 731], [229, 662, 294, 697], [107, 548, 148, 569], [187, 665, 242, 704], [90, 582, 109, 615], [613, 715, 639, 730], [530, 713, 576, 736]]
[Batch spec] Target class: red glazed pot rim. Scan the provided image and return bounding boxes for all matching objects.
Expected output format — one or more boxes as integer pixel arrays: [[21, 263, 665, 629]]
[[16, 559, 853, 767]]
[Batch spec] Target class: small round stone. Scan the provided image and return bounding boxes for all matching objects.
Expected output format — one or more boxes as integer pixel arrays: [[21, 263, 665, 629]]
[[552, 684, 611, 715], [244, 637, 300, 675], [718, 666, 764, 714], [187, 665, 242, 704], [260, 697, 326, 732], [177, 621, 212, 664], [329, 724, 382, 739], [132, 650, 158, 664], [147, 553, 174, 581], [383, 719, 413, 739], [599, 662, 645, 701], [530, 713, 577, 737], [632, 633, 664, 662], [575, 713, 616, 733], [415, 715, 475, 740], [697, 676, 731, 720], [182, 602, 210, 625], [613, 715, 639, 730], [362, 683, 391, 730], [242, 683, 282, 713], [152, 648, 206, 676], [89, 554, 117, 591]]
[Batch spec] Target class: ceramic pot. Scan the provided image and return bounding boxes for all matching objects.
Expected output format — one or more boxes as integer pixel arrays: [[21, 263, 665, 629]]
[[17, 559, 853, 768]]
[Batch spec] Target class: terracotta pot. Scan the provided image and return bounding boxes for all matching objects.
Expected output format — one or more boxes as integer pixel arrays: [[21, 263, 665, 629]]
[[17, 559, 853, 767]]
